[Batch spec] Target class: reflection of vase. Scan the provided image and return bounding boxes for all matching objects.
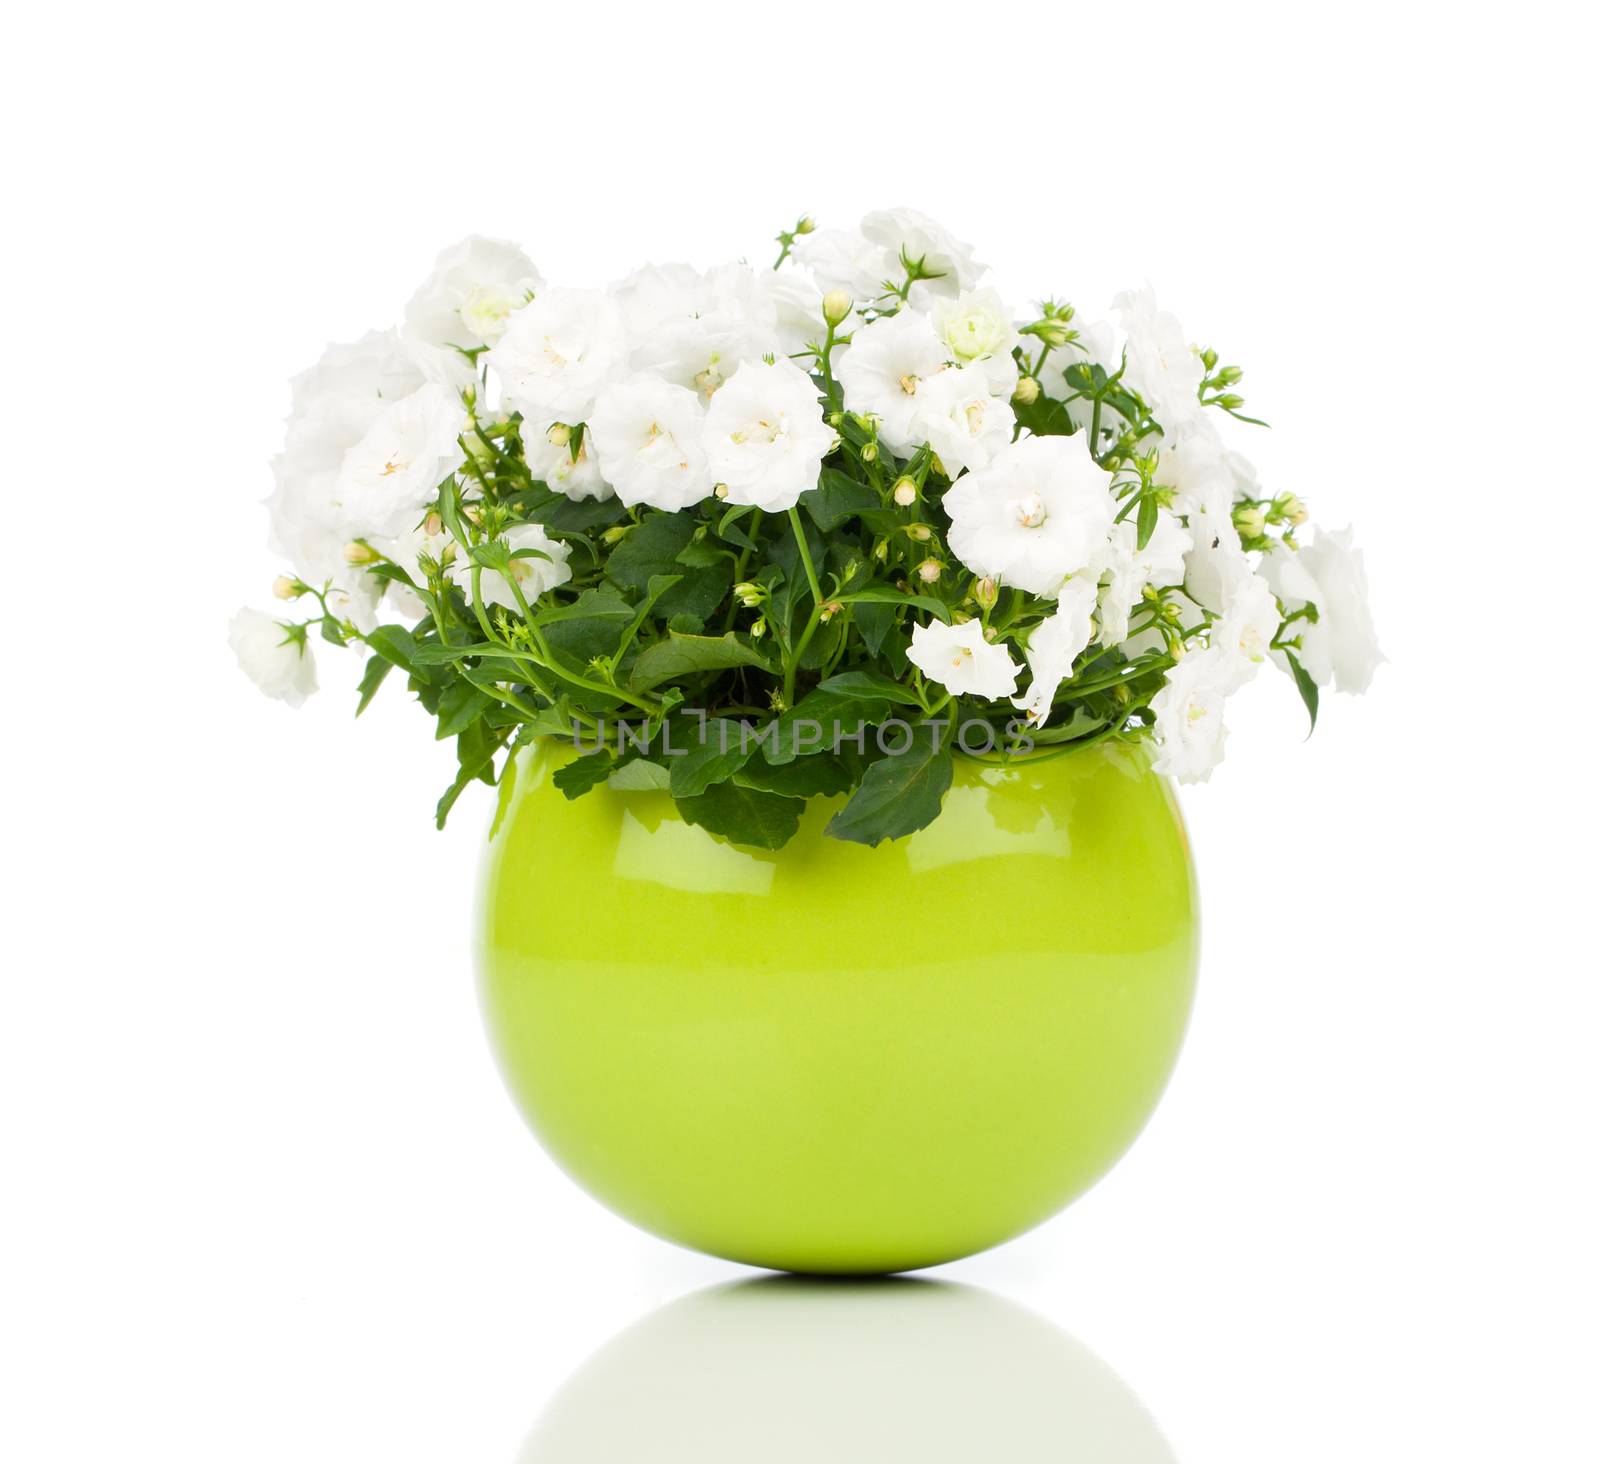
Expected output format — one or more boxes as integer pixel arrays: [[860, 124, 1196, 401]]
[[478, 739, 1198, 1274], [519, 1279, 1177, 1463]]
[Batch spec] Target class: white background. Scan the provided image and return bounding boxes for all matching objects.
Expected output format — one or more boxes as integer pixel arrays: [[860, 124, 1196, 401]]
[[3, 2, 1597, 1459]]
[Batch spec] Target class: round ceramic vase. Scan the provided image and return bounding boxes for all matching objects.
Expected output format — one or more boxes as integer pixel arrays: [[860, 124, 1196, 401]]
[[477, 738, 1199, 1275]]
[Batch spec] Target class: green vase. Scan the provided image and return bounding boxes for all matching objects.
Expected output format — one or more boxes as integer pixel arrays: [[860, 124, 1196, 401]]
[[477, 737, 1199, 1275]]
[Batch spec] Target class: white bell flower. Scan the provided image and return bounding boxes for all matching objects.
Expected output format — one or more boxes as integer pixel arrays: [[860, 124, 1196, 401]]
[[589, 375, 713, 511], [269, 331, 426, 590], [1150, 645, 1235, 783], [911, 364, 1015, 477], [1261, 528, 1383, 692], [228, 609, 318, 707], [1096, 512, 1193, 646], [467, 523, 573, 612], [523, 420, 613, 502], [332, 382, 467, 541], [487, 286, 628, 424], [861, 207, 984, 296], [944, 434, 1118, 596], [705, 358, 833, 512], [931, 288, 1019, 395], [1011, 576, 1100, 725], [1213, 573, 1282, 677], [836, 308, 947, 454], [791, 228, 895, 301], [1183, 505, 1255, 615], [402, 236, 541, 386], [1113, 287, 1206, 429], [906, 618, 1020, 699]]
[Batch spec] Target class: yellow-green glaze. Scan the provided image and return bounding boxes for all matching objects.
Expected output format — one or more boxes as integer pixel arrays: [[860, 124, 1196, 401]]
[[476, 738, 1199, 1274]]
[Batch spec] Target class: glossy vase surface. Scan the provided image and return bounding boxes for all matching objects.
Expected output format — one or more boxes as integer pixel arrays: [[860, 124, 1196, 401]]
[[477, 737, 1199, 1274]]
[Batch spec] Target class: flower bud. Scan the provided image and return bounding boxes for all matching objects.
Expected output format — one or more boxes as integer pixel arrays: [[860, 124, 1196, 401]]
[[892, 477, 918, 507], [796, 216, 816, 235], [1012, 375, 1041, 405], [907, 523, 933, 542], [973, 576, 999, 610], [601, 524, 632, 546], [819, 600, 843, 622], [822, 290, 853, 326], [734, 580, 764, 608], [425, 511, 444, 537], [1279, 493, 1309, 526], [872, 538, 890, 562], [272, 575, 299, 600], [860, 442, 878, 463], [545, 423, 572, 448], [1028, 319, 1073, 348], [343, 540, 378, 566], [714, 482, 730, 499], [827, 411, 844, 429], [1233, 504, 1267, 538], [751, 617, 767, 639], [916, 558, 943, 584]]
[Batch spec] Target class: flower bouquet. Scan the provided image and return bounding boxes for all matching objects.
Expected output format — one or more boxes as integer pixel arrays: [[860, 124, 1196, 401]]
[[235, 209, 1379, 1272]]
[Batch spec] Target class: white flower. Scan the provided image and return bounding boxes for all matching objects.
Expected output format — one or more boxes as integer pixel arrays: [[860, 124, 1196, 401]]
[[269, 331, 426, 589], [332, 382, 466, 540], [589, 375, 713, 510], [1113, 288, 1206, 428], [229, 608, 317, 707], [1096, 512, 1193, 646], [402, 236, 541, 385], [608, 262, 705, 339], [1012, 576, 1100, 725], [911, 364, 1015, 476], [624, 262, 781, 398], [931, 288, 1018, 394], [374, 512, 454, 620], [1150, 646, 1235, 783], [1183, 505, 1255, 615], [487, 287, 628, 424], [524, 420, 612, 502], [704, 358, 832, 512], [944, 434, 1118, 596], [1213, 573, 1281, 676], [861, 208, 983, 297], [791, 228, 894, 301], [906, 618, 1020, 699], [1261, 528, 1383, 692], [836, 308, 947, 454], [1153, 417, 1259, 520], [469, 523, 573, 611]]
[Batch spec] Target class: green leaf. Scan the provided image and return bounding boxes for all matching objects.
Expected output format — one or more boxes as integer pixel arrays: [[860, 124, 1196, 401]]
[[669, 717, 758, 798], [816, 669, 924, 706], [606, 510, 732, 626], [435, 680, 492, 739], [1284, 650, 1320, 734], [365, 624, 439, 684], [826, 722, 954, 846], [607, 759, 672, 791], [768, 685, 892, 765], [800, 469, 880, 531], [1011, 393, 1077, 437], [837, 584, 953, 623], [734, 752, 853, 798], [1136, 493, 1158, 551], [627, 632, 775, 693], [552, 749, 615, 799], [676, 781, 804, 850], [434, 722, 504, 829], [354, 652, 393, 716], [529, 586, 634, 627]]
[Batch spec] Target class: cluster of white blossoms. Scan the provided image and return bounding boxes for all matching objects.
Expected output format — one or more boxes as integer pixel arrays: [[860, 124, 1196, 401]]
[[235, 207, 1380, 803]]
